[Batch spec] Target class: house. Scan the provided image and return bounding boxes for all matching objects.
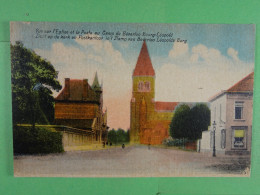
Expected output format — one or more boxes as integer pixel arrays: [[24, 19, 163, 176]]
[[130, 41, 179, 145], [54, 73, 108, 149], [200, 72, 254, 155]]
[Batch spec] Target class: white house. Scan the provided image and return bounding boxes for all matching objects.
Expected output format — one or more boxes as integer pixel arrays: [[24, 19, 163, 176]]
[[200, 72, 254, 155]]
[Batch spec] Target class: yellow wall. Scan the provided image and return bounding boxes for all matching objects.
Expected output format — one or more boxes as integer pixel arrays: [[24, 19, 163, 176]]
[[130, 75, 175, 144], [130, 76, 155, 143]]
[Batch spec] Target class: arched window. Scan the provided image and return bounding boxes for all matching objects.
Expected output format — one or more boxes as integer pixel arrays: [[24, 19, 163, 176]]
[[138, 81, 144, 91], [221, 129, 226, 149], [145, 81, 150, 91]]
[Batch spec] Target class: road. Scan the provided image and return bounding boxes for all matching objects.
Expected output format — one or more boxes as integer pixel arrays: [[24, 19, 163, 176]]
[[13, 145, 250, 177]]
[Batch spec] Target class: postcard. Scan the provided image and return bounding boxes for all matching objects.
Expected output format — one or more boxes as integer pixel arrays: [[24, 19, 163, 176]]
[[10, 22, 255, 177]]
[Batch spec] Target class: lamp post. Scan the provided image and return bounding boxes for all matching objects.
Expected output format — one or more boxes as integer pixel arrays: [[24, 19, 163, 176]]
[[212, 120, 216, 157]]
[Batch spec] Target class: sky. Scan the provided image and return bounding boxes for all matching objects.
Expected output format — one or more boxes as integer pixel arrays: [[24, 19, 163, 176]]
[[10, 22, 255, 129]]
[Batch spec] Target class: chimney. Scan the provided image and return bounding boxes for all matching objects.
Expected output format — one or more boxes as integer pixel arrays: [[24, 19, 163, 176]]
[[64, 78, 70, 100], [83, 79, 88, 100]]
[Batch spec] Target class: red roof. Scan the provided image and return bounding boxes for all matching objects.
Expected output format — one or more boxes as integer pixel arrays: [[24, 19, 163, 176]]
[[227, 72, 254, 92], [209, 72, 254, 102], [155, 102, 178, 111], [133, 41, 155, 76], [56, 79, 94, 101]]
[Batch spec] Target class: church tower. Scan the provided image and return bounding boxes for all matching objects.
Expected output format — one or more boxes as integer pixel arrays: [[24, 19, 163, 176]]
[[130, 41, 155, 143]]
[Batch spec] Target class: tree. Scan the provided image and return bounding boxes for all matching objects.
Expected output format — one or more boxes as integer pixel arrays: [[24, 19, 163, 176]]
[[189, 104, 210, 139], [170, 103, 210, 141], [126, 129, 130, 142], [117, 128, 126, 142], [170, 104, 191, 139], [108, 128, 130, 144], [108, 129, 117, 143], [11, 41, 62, 126]]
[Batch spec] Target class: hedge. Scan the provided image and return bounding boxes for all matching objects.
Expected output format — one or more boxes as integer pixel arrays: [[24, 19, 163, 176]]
[[13, 126, 64, 154]]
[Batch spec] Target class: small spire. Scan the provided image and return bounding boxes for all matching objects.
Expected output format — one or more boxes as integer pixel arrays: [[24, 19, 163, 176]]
[[92, 71, 101, 90]]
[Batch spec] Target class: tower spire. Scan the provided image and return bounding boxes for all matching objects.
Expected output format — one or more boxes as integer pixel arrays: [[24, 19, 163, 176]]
[[133, 41, 155, 76], [92, 71, 101, 90]]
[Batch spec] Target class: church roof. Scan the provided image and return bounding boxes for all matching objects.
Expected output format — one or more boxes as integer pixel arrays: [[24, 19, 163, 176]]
[[133, 41, 155, 76], [155, 101, 179, 111], [227, 72, 254, 92]]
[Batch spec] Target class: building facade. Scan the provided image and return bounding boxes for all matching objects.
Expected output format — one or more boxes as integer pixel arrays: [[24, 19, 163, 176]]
[[200, 72, 254, 155], [54, 73, 108, 149], [130, 41, 178, 145]]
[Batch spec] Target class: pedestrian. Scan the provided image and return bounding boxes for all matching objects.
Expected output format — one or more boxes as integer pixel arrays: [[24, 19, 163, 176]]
[[122, 143, 125, 149]]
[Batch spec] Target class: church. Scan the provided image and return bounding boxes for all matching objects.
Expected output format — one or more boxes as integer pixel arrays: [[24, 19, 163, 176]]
[[130, 41, 179, 145]]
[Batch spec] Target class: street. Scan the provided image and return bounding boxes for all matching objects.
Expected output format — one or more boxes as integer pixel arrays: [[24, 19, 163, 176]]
[[13, 145, 250, 177]]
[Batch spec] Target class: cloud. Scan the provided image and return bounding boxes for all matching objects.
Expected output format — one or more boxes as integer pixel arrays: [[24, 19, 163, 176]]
[[34, 39, 254, 129], [35, 42, 86, 67], [34, 37, 132, 129], [227, 47, 239, 61], [75, 34, 104, 52], [168, 41, 189, 59], [156, 43, 254, 102], [191, 44, 222, 63]]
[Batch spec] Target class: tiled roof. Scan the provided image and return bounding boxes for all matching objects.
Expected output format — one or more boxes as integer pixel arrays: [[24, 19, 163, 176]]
[[133, 41, 155, 76], [209, 72, 254, 102], [55, 79, 98, 101], [155, 101, 178, 111], [227, 72, 254, 92]]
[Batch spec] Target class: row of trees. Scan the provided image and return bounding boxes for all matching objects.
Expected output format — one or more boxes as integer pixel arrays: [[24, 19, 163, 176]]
[[169, 103, 210, 141], [11, 41, 62, 126], [108, 128, 130, 144]]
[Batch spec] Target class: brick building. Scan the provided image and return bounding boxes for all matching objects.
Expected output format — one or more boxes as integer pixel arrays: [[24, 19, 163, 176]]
[[54, 73, 108, 146], [130, 41, 179, 145]]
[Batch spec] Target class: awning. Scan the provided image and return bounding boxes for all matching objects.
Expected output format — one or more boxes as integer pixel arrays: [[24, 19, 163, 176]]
[[234, 130, 245, 137]]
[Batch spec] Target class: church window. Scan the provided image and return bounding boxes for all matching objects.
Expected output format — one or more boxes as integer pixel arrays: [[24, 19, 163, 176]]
[[145, 81, 150, 91], [138, 82, 144, 91]]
